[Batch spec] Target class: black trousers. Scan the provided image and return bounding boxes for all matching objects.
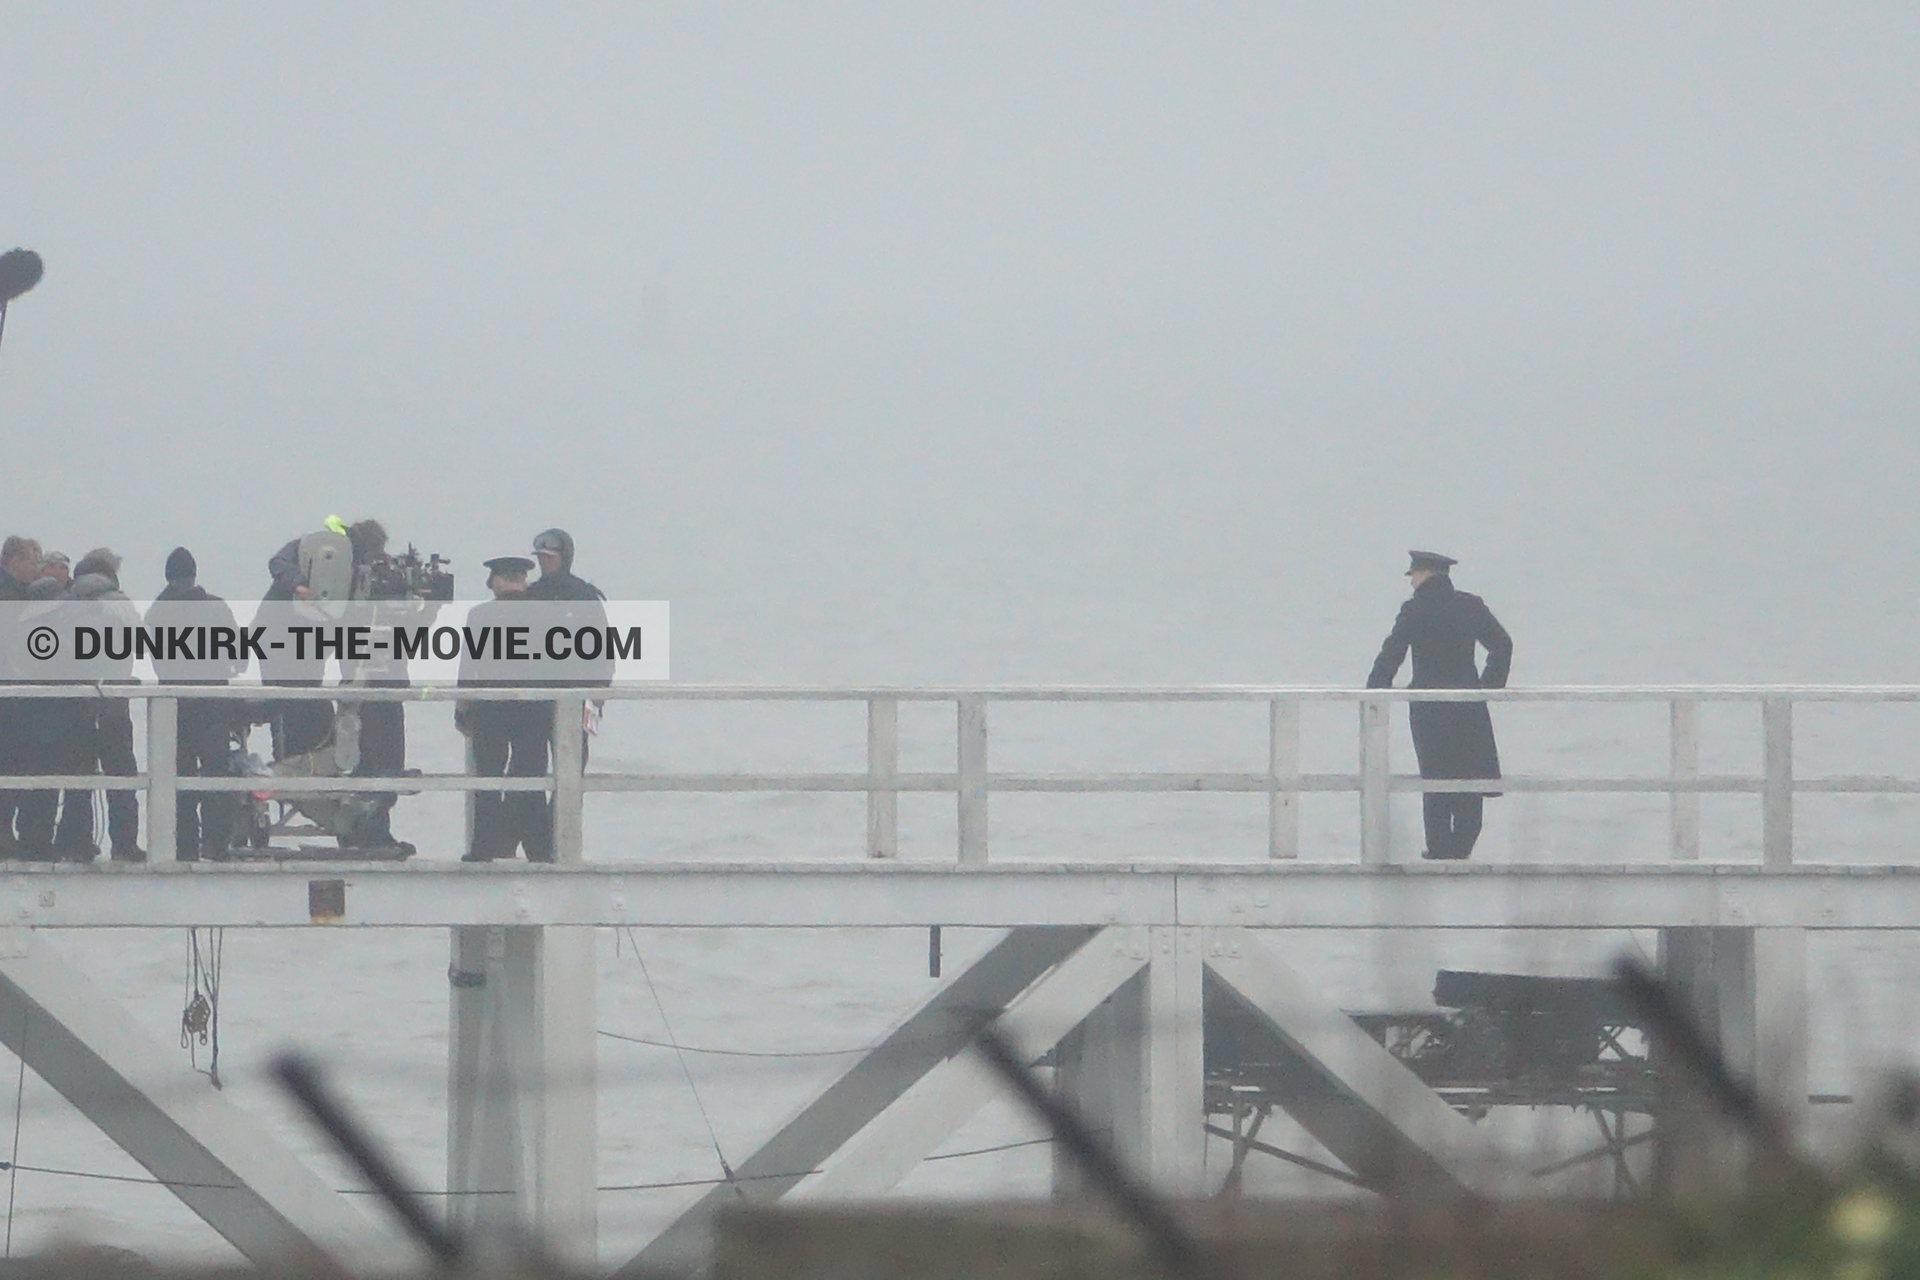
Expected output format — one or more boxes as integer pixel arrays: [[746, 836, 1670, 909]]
[[470, 706, 552, 862], [0, 704, 25, 847], [177, 700, 237, 860], [39, 702, 138, 856], [351, 700, 406, 845], [94, 701, 139, 853], [355, 701, 407, 775], [18, 702, 94, 855], [1422, 792, 1484, 860]]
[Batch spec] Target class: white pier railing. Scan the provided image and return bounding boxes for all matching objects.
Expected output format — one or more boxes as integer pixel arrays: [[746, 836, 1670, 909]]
[[0, 683, 1910, 1266], [1, 683, 1918, 866]]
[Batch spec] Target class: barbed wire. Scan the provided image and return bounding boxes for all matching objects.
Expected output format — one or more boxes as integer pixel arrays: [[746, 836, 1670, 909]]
[[597, 1027, 878, 1059], [0, 1160, 236, 1191], [0, 1134, 1061, 1198], [617, 926, 737, 1190]]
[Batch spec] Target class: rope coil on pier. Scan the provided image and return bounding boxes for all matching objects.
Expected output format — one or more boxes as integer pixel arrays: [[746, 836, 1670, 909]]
[[180, 928, 224, 1089]]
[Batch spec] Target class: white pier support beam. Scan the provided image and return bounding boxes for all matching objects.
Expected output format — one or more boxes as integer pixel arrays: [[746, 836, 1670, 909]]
[[447, 927, 517, 1237], [1656, 925, 1808, 1201], [1054, 925, 1207, 1196], [1144, 925, 1207, 1190], [1751, 927, 1810, 1134], [0, 929, 391, 1268], [446, 925, 598, 1266]]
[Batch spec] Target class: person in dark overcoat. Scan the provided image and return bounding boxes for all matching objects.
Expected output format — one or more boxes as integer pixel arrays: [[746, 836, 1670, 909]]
[[457, 557, 554, 863], [1365, 551, 1512, 860]]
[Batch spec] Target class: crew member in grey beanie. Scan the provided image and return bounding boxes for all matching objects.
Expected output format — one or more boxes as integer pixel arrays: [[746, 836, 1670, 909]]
[[164, 547, 196, 584], [71, 547, 122, 586]]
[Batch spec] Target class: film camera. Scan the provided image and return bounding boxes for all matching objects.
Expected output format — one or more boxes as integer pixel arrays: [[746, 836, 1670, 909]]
[[363, 545, 455, 602]]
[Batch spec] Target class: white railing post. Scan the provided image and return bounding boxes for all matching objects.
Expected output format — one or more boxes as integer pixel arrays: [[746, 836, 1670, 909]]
[[1763, 698, 1793, 869], [1669, 699, 1700, 861], [1268, 697, 1299, 859], [1358, 697, 1390, 865], [551, 696, 586, 864], [146, 695, 177, 864], [956, 696, 988, 867], [866, 697, 899, 860]]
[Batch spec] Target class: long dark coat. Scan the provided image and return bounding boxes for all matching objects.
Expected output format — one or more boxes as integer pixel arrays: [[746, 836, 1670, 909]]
[[1366, 575, 1512, 783]]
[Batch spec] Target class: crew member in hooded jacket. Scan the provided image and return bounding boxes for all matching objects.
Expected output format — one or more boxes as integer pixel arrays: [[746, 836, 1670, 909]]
[[1365, 551, 1513, 860], [523, 528, 609, 769]]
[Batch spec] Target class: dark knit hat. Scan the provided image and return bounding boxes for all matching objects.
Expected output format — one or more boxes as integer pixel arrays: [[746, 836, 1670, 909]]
[[164, 546, 196, 582]]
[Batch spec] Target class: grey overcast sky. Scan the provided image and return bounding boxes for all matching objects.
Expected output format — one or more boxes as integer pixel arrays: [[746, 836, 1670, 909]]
[[2, 4, 1917, 681]]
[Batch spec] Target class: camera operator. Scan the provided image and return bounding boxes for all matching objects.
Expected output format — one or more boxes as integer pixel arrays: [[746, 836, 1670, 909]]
[[260, 517, 389, 760], [266, 517, 387, 603], [260, 517, 453, 853], [347, 538, 452, 850]]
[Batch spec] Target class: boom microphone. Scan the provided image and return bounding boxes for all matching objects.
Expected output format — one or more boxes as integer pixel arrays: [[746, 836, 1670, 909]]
[[0, 249, 42, 304], [0, 248, 43, 354]]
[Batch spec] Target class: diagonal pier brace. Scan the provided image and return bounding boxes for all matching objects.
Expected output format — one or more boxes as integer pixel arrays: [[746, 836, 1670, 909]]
[[795, 927, 1150, 1199], [1205, 930, 1521, 1199], [0, 929, 396, 1269], [616, 925, 1098, 1278]]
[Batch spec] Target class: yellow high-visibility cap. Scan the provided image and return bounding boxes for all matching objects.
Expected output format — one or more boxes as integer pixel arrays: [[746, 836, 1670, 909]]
[[323, 515, 348, 535]]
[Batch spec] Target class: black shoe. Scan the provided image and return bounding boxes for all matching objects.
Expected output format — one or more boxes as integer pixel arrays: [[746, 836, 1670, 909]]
[[109, 843, 145, 863], [1419, 848, 1470, 861]]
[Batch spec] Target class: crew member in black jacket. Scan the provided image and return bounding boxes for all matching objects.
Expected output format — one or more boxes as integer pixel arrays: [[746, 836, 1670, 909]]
[[1366, 551, 1513, 860], [146, 548, 243, 860]]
